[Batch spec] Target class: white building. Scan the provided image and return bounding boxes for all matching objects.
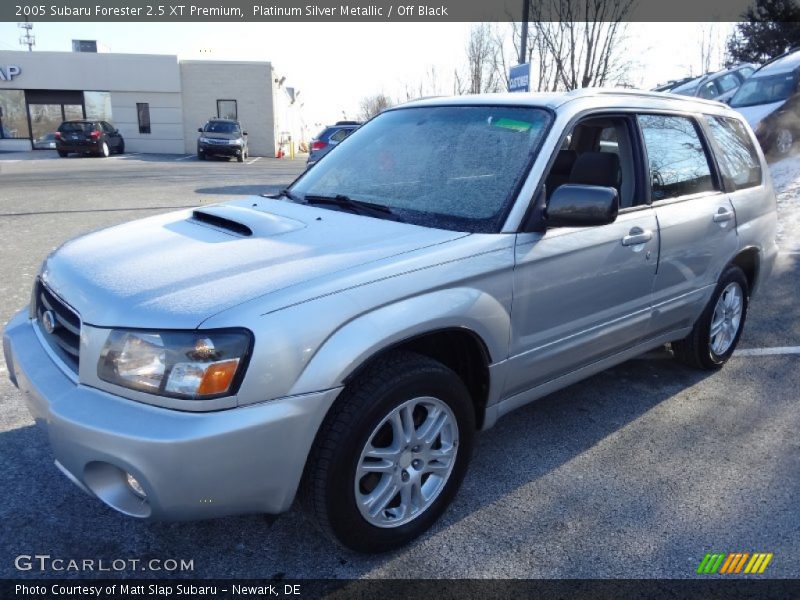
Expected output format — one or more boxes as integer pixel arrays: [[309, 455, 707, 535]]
[[0, 49, 302, 156]]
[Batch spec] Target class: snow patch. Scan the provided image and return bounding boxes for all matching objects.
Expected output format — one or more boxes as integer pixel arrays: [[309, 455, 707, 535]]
[[769, 154, 800, 251]]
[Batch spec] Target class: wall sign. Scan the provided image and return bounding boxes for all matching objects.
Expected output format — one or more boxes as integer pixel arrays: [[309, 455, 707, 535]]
[[0, 66, 21, 81]]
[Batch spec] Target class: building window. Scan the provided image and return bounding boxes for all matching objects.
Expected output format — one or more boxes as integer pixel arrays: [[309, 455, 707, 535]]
[[84, 91, 112, 121], [0, 90, 27, 139], [137, 103, 151, 134], [217, 99, 237, 120]]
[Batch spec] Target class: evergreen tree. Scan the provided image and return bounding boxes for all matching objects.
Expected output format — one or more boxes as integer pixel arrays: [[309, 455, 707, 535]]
[[726, 0, 800, 65]]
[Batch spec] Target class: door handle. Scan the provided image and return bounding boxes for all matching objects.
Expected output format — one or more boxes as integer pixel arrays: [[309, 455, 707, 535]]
[[713, 208, 734, 223], [622, 228, 653, 246]]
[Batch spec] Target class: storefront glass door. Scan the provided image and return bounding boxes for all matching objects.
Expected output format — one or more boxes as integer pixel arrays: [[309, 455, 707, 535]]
[[28, 102, 86, 149]]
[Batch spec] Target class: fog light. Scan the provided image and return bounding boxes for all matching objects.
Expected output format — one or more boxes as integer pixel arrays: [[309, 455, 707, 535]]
[[126, 473, 146, 499]]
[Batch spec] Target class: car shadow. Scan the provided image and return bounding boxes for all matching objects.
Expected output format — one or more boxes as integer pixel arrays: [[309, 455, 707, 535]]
[[0, 351, 716, 580]]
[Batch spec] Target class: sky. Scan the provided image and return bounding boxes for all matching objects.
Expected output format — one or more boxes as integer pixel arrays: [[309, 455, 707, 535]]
[[0, 21, 734, 126]]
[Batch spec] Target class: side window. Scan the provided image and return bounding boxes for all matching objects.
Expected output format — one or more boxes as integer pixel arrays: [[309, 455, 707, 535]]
[[638, 114, 717, 201], [717, 73, 740, 93], [697, 81, 719, 99], [704, 116, 762, 190], [101, 121, 114, 133], [738, 67, 755, 79], [543, 116, 638, 208], [329, 129, 348, 143]]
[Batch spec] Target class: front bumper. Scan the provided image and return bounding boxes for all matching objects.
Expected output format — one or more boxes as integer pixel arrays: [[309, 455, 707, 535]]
[[3, 309, 339, 520], [198, 143, 242, 157]]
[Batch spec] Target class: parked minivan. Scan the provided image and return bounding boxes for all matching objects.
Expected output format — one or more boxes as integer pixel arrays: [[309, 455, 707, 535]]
[[4, 89, 778, 552], [730, 49, 800, 156]]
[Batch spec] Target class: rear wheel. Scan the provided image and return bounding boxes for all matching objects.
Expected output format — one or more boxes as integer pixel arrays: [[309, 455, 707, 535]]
[[673, 265, 749, 370], [301, 351, 475, 552], [57, 150, 68, 157], [99, 141, 110, 158]]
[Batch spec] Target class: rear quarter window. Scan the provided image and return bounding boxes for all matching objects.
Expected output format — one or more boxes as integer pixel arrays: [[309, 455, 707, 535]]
[[704, 115, 763, 191]]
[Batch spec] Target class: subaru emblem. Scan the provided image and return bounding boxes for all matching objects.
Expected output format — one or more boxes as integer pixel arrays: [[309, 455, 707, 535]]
[[42, 310, 57, 334]]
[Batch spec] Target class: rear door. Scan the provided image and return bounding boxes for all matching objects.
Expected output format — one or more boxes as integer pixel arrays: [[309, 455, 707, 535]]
[[637, 113, 738, 337]]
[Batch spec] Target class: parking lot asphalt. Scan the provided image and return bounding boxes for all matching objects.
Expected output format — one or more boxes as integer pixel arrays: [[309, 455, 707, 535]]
[[0, 152, 798, 579]]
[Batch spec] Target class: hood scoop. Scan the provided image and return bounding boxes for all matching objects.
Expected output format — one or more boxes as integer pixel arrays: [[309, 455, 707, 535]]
[[190, 204, 306, 238]]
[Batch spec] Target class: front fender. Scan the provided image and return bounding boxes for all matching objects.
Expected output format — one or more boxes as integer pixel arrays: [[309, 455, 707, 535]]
[[288, 287, 511, 397]]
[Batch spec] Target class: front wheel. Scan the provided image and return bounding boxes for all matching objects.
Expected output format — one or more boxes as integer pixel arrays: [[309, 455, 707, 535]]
[[673, 265, 749, 370], [301, 351, 475, 552]]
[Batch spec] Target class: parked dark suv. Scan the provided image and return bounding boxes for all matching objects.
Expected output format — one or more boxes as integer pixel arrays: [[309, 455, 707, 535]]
[[306, 121, 360, 167], [55, 120, 124, 158], [197, 118, 249, 162]]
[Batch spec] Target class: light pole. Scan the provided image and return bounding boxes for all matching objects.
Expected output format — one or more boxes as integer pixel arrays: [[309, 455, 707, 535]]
[[519, 0, 529, 64]]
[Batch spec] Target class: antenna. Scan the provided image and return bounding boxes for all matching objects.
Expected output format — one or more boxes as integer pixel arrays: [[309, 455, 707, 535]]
[[18, 18, 35, 52]]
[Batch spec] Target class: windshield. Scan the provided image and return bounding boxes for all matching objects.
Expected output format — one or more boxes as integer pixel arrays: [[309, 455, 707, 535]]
[[730, 72, 797, 107], [204, 121, 240, 134], [290, 105, 551, 232]]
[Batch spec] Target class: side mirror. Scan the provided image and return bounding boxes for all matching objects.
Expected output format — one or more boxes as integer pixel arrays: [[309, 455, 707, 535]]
[[243, 131, 248, 136], [546, 184, 619, 228], [197, 127, 203, 133]]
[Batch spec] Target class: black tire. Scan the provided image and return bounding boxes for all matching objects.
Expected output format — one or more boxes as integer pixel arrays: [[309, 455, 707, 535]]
[[57, 151, 68, 158], [673, 265, 749, 370], [98, 141, 110, 158], [237, 152, 244, 163], [769, 127, 793, 158], [197, 151, 205, 160], [301, 350, 475, 552], [117, 142, 125, 155]]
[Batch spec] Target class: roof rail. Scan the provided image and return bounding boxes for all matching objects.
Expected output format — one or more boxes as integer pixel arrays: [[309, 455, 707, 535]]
[[562, 87, 727, 108]]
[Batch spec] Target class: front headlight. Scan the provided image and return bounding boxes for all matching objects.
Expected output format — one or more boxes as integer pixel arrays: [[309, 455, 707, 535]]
[[229, 139, 242, 145], [199, 136, 210, 143], [98, 329, 252, 399]]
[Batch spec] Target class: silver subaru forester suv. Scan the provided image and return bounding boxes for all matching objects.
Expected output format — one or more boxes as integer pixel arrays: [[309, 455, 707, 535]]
[[3, 89, 778, 552]]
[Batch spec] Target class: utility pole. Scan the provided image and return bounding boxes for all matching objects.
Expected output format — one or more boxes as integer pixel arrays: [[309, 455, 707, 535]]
[[18, 18, 35, 52], [519, 0, 529, 64]]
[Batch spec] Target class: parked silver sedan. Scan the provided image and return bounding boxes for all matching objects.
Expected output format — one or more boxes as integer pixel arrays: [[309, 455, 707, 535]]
[[3, 89, 778, 552]]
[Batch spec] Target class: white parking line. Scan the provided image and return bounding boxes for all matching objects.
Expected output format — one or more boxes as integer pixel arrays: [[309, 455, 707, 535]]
[[733, 346, 800, 357], [247, 156, 261, 165], [174, 154, 195, 161]]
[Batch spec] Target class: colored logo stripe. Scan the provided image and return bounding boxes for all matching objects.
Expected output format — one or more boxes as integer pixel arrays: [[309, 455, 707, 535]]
[[697, 552, 773, 575]]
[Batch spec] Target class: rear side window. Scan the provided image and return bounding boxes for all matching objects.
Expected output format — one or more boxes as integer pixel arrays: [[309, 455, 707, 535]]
[[717, 73, 740, 93], [638, 114, 716, 201], [704, 116, 762, 191], [329, 129, 348, 142]]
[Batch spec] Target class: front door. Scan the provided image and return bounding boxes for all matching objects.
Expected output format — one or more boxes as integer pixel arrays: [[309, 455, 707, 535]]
[[504, 114, 659, 397]]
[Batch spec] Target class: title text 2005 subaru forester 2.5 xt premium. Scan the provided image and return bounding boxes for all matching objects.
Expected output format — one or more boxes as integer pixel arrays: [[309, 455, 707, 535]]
[[4, 89, 778, 552]]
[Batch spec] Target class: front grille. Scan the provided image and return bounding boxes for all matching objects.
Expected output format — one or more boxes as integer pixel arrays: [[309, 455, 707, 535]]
[[34, 280, 81, 373]]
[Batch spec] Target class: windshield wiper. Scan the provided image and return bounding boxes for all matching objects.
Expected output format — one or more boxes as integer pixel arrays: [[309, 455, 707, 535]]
[[264, 188, 302, 202], [303, 194, 403, 221]]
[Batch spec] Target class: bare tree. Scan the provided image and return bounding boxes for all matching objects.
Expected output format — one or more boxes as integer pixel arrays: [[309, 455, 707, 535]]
[[460, 24, 504, 94], [358, 93, 393, 121], [512, 0, 636, 91], [698, 24, 722, 75]]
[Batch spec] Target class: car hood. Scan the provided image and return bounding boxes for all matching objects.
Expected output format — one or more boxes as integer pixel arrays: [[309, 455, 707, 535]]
[[200, 132, 239, 140], [734, 100, 786, 129], [40, 198, 468, 329]]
